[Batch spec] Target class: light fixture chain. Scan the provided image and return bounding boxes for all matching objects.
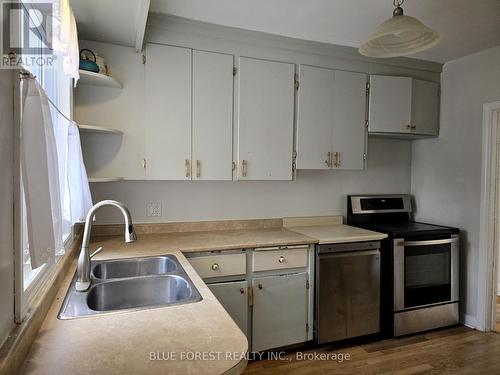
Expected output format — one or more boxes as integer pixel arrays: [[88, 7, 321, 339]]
[[393, 0, 404, 7]]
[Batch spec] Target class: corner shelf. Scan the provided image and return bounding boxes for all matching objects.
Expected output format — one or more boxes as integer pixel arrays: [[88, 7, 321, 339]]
[[78, 124, 123, 135], [88, 177, 124, 183], [78, 70, 122, 88]]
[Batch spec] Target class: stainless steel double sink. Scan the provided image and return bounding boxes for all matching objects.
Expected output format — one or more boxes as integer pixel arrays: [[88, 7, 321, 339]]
[[58, 255, 202, 319]]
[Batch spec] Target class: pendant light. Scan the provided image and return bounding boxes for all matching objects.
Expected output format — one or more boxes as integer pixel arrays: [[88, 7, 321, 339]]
[[359, 0, 440, 58]]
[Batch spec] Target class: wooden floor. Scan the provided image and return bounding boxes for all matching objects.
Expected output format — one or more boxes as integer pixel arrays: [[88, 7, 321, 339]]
[[244, 326, 500, 374]]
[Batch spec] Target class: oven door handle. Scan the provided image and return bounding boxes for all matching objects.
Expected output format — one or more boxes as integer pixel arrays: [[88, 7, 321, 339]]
[[402, 237, 458, 247]]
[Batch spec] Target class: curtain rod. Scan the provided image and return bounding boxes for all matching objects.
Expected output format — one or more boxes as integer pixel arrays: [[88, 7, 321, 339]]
[[20, 70, 74, 124]]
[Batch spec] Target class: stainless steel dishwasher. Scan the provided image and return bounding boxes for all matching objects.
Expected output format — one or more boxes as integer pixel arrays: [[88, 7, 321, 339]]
[[315, 241, 381, 344]]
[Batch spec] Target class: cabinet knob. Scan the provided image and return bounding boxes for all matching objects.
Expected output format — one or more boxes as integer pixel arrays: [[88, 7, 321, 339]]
[[211, 263, 219, 271], [406, 124, 412, 130], [278, 256, 285, 263], [411, 124, 417, 130], [258, 284, 263, 290], [240, 288, 245, 294]]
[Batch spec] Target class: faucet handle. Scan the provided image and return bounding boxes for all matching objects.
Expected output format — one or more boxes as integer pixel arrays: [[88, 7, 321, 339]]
[[90, 247, 103, 259]]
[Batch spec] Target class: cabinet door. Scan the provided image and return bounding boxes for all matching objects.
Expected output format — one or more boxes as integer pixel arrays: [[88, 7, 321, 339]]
[[252, 273, 308, 352], [411, 79, 439, 136], [368, 75, 412, 134], [237, 57, 295, 180], [192, 51, 234, 180], [208, 281, 249, 337], [145, 44, 192, 180], [332, 71, 368, 170], [296, 65, 334, 169]]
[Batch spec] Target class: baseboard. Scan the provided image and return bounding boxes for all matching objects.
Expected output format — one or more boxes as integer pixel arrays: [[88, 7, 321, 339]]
[[460, 312, 478, 329]]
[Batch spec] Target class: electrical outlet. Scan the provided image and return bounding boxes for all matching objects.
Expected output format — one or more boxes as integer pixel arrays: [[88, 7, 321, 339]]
[[147, 202, 162, 217]]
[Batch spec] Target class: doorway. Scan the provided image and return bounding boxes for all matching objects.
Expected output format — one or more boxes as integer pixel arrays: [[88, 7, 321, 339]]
[[477, 102, 500, 332]]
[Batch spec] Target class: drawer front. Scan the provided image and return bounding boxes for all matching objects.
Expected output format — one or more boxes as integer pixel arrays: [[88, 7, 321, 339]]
[[188, 253, 246, 279], [253, 248, 308, 272]]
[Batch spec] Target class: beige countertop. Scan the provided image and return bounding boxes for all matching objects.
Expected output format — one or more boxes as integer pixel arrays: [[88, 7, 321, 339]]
[[19, 227, 317, 375], [288, 225, 387, 244], [19, 223, 386, 374]]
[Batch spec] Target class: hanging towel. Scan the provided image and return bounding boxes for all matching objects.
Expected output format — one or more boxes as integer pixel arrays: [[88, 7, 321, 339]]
[[20, 78, 63, 268], [67, 121, 92, 222]]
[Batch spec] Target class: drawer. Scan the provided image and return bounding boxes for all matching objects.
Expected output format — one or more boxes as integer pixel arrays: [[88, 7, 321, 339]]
[[188, 253, 246, 279], [253, 247, 308, 272]]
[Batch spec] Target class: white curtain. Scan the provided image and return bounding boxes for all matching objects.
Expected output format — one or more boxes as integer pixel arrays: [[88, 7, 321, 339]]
[[21, 77, 63, 268], [67, 121, 92, 222], [24, 0, 80, 83], [51, 0, 80, 84]]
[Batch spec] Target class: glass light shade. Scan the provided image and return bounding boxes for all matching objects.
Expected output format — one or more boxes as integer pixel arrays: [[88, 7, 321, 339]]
[[359, 14, 440, 58]]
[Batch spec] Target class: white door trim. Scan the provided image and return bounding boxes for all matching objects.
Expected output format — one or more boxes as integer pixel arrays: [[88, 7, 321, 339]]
[[477, 101, 500, 331]]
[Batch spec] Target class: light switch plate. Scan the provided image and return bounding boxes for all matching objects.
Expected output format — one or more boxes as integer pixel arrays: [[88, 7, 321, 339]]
[[147, 202, 161, 217]]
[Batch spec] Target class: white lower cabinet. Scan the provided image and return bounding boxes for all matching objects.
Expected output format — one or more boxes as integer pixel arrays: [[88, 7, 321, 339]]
[[252, 273, 308, 352], [187, 246, 312, 352], [208, 281, 249, 336]]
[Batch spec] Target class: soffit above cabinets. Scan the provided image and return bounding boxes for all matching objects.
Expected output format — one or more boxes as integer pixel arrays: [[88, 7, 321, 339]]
[[150, 0, 500, 63], [71, 0, 150, 52]]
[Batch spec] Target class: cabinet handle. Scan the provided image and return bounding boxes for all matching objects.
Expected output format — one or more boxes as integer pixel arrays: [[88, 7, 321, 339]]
[[240, 160, 247, 177], [258, 283, 263, 290], [325, 152, 331, 168], [278, 256, 285, 263], [248, 286, 253, 306], [239, 288, 245, 294], [411, 124, 417, 130], [211, 263, 219, 271], [196, 160, 201, 178], [184, 159, 190, 178], [332, 152, 340, 168], [406, 124, 412, 130]]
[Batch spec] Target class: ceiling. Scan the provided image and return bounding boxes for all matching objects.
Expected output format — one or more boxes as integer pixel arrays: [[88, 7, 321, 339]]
[[149, 0, 500, 63]]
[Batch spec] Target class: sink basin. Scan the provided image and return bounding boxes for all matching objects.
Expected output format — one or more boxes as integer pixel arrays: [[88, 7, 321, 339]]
[[92, 255, 178, 279], [87, 275, 194, 312], [58, 255, 202, 319]]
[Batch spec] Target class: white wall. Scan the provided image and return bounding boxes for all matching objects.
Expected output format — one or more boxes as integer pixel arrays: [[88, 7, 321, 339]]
[[411, 46, 500, 325], [90, 137, 412, 223], [0, 70, 14, 346]]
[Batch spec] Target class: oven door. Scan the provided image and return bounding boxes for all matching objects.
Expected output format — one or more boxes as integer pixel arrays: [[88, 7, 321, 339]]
[[394, 236, 459, 311]]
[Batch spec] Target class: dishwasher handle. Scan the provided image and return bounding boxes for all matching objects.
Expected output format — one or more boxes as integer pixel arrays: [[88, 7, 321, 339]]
[[318, 249, 380, 259], [317, 241, 381, 254]]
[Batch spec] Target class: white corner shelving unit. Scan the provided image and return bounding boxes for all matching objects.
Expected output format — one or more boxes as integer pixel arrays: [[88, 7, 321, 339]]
[[76, 69, 124, 182], [78, 70, 122, 88], [77, 124, 123, 135], [88, 177, 125, 183]]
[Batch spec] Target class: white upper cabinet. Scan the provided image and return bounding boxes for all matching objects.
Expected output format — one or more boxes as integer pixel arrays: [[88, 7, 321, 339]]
[[368, 75, 440, 137], [192, 50, 234, 180], [296, 66, 334, 170], [411, 79, 440, 136], [332, 70, 368, 170], [296, 66, 367, 170], [145, 43, 192, 180], [237, 57, 295, 180], [368, 75, 412, 134]]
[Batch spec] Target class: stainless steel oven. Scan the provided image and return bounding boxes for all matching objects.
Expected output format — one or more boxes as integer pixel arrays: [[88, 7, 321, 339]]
[[393, 235, 459, 336]]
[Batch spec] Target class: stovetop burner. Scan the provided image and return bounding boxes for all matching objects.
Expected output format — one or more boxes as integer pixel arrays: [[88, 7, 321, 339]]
[[347, 194, 459, 237], [358, 221, 458, 237]]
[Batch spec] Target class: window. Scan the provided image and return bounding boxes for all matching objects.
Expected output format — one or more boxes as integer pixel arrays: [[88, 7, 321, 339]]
[[21, 56, 72, 292], [16, 2, 74, 320]]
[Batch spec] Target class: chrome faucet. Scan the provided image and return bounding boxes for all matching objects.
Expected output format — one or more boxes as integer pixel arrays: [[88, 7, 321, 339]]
[[76, 200, 137, 292]]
